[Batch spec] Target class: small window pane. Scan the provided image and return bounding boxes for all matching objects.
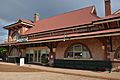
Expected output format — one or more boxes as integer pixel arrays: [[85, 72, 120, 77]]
[[74, 52, 82, 59], [82, 46, 88, 51], [67, 52, 73, 58], [68, 47, 73, 52], [82, 51, 90, 59], [74, 44, 81, 51]]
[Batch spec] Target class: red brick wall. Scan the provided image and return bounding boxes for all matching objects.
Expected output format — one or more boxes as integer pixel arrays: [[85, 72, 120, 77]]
[[55, 38, 105, 60], [110, 36, 120, 69]]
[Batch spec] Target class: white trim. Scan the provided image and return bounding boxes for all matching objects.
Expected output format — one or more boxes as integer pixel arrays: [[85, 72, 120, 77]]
[[70, 33, 120, 40], [8, 56, 19, 57], [21, 22, 34, 27], [63, 58, 92, 60], [91, 6, 95, 13]]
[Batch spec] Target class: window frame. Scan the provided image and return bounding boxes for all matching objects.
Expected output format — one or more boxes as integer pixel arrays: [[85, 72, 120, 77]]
[[64, 43, 92, 59], [12, 31, 20, 41]]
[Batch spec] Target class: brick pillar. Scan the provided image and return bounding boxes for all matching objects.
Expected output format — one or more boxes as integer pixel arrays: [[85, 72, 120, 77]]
[[49, 43, 55, 66], [99, 37, 110, 60], [103, 37, 112, 60], [8, 45, 11, 56], [106, 37, 113, 60], [8, 30, 12, 42]]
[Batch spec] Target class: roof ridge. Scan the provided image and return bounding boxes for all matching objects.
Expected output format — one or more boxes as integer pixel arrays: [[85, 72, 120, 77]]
[[36, 5, 94, 22], [58, 5, 94, 15]]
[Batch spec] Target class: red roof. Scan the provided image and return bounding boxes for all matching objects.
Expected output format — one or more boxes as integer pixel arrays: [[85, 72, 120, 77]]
[[23, 6, 99, 35]]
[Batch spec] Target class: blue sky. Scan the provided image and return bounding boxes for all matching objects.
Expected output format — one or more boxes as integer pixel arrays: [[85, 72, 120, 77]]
[[0, 0, 120, 43]]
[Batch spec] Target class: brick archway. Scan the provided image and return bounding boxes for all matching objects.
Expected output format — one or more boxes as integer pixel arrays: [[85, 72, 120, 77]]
[[9, 46, 22, 57]]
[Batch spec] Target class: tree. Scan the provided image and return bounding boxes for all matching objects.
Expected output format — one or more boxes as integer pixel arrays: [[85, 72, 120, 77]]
[[0, 47, 7, 61]]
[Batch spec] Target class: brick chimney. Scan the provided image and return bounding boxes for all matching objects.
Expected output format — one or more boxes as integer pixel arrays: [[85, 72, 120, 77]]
[[105, 0, 111, 16], [34, 13, 39, 22]]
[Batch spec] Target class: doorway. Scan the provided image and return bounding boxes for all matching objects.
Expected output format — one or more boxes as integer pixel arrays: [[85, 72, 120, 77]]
[[26, 54, 34, 63], [26, 49, 49, 64], [34, 50, 42, 63]]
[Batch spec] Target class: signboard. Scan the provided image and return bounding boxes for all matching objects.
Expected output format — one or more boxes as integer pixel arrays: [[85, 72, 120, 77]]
[[20, 58, 24, 66], [17, 37, 28, 42]]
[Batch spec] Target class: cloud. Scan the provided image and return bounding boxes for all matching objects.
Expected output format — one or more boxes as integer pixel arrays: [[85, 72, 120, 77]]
[[0, 0, 120, 43], [0, 0, 119, 21], [0, 35, 7, 43], [0, 18, 13, 43], [111, 0, 120, 12]]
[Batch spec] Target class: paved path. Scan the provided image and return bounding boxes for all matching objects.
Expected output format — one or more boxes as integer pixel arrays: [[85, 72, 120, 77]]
[[24, 64, 120, 80], [0, 62, 120, 80], [0, 72, 105, 80]]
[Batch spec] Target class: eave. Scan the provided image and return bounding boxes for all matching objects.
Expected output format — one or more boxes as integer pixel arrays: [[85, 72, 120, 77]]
[[5, 28, 120, 46], [93, 16, 120, 24], [4, 21, 34, 30]]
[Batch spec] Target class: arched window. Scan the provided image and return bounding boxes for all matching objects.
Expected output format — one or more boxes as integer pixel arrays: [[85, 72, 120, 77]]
[[10, 47, 19, 57], [115, 47, 120, 60], [65, 44, 91, 59], [12, 32, 19, 41]]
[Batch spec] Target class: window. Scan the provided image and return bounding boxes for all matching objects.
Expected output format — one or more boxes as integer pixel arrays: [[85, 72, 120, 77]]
[[65, 44, 91, 59], [115, 47, 120, 60], [12, 32, 19, 41], [117, 51, 120, 59]]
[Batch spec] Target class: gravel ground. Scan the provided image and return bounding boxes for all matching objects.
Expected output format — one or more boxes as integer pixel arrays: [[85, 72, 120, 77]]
[[0, 72, 106, 80]]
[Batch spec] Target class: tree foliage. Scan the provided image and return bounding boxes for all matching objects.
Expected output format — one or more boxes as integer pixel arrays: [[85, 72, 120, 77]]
[[0, 47, 7, 58]]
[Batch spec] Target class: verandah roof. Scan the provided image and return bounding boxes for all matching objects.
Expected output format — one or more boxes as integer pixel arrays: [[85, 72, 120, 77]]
[[1, 28, 120, 46]]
